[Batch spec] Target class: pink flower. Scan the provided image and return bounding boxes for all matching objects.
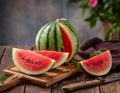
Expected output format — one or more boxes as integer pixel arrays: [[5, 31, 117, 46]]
[[88, 0, 98, 7]]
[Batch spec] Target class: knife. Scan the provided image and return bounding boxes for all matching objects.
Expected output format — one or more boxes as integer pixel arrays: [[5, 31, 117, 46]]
[[62, 75, 120, 92]]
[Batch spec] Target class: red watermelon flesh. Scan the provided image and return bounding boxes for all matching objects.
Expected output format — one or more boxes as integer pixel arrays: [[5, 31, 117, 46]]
[[12, 48, 55, 75], [78, 50, 112, 76], [59, 26, 74, 62], [34, 50, 69, 68]]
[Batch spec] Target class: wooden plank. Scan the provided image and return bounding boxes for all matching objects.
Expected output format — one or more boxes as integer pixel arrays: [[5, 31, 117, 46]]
[[77, 87, 100, 93], [0, 46, 13, 74], [100, 72, 120, 93], [25, 84, 51, 93], [0, 46, 6, 64], [3, 85, 25, 93], [100, 82, 120, 93], [51, 75, 77, 93]]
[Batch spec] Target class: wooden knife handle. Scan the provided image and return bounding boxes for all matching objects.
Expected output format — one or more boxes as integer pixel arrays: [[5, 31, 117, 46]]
[[62, 79, 103, 92], [0, 74, 23, 92]]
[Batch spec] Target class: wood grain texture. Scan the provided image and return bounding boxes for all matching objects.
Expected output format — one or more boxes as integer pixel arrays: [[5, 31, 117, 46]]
[[51, 75, 77, 93], [25, 84, 51, 93], [0, 46, 13, 74], [100, 72, 120, 93]]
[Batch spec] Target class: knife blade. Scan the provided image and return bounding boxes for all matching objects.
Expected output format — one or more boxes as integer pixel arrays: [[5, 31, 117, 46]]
[[62, 75, 120, 92]]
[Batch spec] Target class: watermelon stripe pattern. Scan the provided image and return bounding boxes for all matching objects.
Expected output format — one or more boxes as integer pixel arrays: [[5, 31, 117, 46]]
[[54, 24, 58, 51], [36, 22, 63, 51], [36, 22, 52, 50], [35, 18, 80, 62], [46, 23, 53, 50]]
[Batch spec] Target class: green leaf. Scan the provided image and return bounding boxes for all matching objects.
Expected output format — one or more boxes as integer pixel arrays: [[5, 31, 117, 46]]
[[90, 18, 97, 28], [89, 50, 102, 58], [80, 0, 89, 16], [0, 74, 7, 82], [85, 17, 97, 28]]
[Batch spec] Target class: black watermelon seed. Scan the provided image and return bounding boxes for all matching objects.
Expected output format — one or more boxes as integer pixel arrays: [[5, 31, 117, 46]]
[[26, 58, 30, 62]]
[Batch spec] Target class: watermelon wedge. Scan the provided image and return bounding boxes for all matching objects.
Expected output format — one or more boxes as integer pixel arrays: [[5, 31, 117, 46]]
[[77, 50, 112, 76], [58, 22, 79, 62], [34, 50, 69, 68], [12, 48, 55, 75]]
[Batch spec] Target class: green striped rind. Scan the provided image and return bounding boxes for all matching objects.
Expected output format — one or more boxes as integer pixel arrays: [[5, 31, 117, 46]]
[[35, 22, 62, 51], [35, 22, 52, 50], [47, 22, 63, 51], [58, 20, 80, 50], [57, 20, 80, 61], [77, 61, 87, 73], [77, 61, 95, 75]]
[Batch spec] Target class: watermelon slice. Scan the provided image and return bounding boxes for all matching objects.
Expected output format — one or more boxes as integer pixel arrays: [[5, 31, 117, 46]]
[[12, 48, 55, 75], [34, 50, 69, 68], [77, 50, 112, 76], [59, 26, 73, 62]]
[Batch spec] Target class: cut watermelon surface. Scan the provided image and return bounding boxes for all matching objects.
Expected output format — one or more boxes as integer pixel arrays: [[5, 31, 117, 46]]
[[78, 50, 112, 76], [12, 48, 55, 75], [59, 26, 74, 62], [34, 50, 69, 68]]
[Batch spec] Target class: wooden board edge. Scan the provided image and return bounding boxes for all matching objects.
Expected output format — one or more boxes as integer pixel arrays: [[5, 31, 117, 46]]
[[45, 68, 80, 87], [3, 69, 47, 87]]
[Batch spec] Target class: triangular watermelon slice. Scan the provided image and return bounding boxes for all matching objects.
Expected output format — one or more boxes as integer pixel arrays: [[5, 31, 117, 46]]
[[77, 50, 112, 76], [34, 50, 69, 68], [12, 48, 55, 75]]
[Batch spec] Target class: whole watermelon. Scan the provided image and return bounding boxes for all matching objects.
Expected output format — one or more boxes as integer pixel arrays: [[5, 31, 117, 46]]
[[35, 18, 80, 62]]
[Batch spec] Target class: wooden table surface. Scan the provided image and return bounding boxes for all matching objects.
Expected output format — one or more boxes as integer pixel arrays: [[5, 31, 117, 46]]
[[1, 45, 120, 93]]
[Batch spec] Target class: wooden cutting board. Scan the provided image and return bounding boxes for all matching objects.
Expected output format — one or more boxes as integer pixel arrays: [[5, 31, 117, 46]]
[[0, 62, 79, 92]]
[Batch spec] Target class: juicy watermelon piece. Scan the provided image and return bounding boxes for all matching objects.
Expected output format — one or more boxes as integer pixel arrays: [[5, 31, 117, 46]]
[[77, 50, 112, 76], [12, 48, 55, 75], [59, 26, 74, 62], [34, 50, 69, 68], [58, 20, 79, 62]]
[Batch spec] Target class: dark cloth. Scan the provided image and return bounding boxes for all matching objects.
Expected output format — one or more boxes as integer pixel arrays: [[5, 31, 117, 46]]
[[76, 37, 120, 70]]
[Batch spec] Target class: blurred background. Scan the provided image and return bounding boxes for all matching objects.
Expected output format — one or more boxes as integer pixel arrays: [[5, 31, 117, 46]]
[[0, 0, 102, 45]]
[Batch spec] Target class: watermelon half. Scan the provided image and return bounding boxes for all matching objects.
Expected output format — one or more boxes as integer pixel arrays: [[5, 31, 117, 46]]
[[12, 48, 55, 75], [34, 50, 69, 69], [77, 50, 112, 76]]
